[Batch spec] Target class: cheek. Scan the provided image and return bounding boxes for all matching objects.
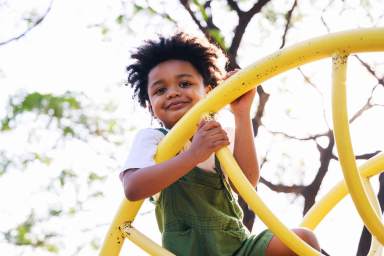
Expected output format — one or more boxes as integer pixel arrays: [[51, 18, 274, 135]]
[[198, 88, 208, 98]]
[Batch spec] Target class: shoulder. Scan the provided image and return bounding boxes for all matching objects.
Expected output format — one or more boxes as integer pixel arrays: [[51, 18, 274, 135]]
[[134, 128, 165, 142], [121, 128, 166, 171], [129, 128, 167, 150]]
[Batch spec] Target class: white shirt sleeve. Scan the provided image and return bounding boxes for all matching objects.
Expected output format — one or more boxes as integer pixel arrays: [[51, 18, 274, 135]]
[[122, 128, 165, 171], [121, 124, 235, 176]]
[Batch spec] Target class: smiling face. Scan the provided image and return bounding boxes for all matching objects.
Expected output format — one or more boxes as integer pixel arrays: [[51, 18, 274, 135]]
[[147, 60, 210, 129]]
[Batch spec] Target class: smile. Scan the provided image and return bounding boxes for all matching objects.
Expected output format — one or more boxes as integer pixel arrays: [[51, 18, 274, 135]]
[[166, 101, 189, 110]]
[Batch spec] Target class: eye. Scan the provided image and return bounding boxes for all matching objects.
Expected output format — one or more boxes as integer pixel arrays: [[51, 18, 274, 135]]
[[154, 87, 166, 95], [179, 80, 192, 88]]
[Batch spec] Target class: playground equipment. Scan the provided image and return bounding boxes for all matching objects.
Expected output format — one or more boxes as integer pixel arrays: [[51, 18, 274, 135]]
[[100, 27, 384, 255]]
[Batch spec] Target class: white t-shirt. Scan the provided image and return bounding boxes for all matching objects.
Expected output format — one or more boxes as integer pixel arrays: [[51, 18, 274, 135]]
[[121, 126, 235, 174]]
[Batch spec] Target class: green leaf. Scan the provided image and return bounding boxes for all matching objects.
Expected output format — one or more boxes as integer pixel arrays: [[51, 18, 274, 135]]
[[88, 172, 106, 184], [68, 207, 77, 215], [63, 126, 75, 136], [116, 14, 125, 25], [7, 92, 81, 119], [192, 0, 209, 22], [208, 29, 226, 50], [107, 120, 117, 133], [59, 169, 77, 187], [45, 244, 59, 253], [49, 209, 62, 217], [89, 191, 104, 198], [133, 4, 144, 14], [1, 117, 11, 131], [101, 26, 109, 36]]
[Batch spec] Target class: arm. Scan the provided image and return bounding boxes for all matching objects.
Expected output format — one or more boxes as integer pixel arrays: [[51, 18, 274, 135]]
[[232, 91, 259, 187], [227, 71, 259, 188], [122, 121, 229, 201]]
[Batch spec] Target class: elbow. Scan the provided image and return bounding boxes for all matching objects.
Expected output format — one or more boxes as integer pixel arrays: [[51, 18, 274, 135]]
[[123, 178, 143, 201], [248, 173, 259, 188], [124, 186, 142, 201], [252, 175, 260, 188]]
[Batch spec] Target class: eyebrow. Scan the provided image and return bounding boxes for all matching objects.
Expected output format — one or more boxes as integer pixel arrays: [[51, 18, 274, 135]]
[[149, 73, 194, 88]]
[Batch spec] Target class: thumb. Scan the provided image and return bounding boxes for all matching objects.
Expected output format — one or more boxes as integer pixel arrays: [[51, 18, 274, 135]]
[[198, 119, 207, 129]]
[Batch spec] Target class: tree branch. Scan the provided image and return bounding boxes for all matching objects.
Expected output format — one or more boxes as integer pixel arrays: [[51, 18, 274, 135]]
[[302, 131, 334, 213], [354, 55, 384, 87], [0, 0, 54, 46], [260, 176, 305, 194], [227, 0, 271, 69], [280, 0, 298, 49], [179, 0, 208, 36], [331, 150, 381, 161], [226, 0, 242, 15], [266, 127, 330, 141], [251, 86, 270, 136]]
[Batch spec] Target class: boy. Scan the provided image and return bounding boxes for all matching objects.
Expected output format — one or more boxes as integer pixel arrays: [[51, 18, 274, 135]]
[[121, 32, 321, 255]]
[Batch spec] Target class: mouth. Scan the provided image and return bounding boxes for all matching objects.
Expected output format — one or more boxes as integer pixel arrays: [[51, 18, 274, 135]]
[[166, 101, 189, 110]]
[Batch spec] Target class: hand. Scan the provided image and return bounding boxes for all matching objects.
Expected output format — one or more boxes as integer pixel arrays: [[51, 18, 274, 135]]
[[188, 120, 229, 163], [225, 69, 256, 117], [230, 88, 256, 116], [224, 69, 256, 116]]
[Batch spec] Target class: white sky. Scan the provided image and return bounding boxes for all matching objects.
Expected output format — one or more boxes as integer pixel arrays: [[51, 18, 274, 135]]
[[0, 0, 384, 255]]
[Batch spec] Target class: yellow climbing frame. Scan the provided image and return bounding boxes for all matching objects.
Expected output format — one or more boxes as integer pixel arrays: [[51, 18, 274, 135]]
[[100, 27, 384, 256]]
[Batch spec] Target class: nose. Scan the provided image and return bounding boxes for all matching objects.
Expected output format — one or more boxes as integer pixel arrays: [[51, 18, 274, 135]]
[[166, 86, 180, 99]]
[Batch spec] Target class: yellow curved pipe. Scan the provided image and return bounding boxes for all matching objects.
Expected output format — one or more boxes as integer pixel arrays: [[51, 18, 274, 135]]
[[216, 148, 321, 255], [100, 28, 384, 255], [332, 53, 384, 243], [363, 178, 383, 256], [156, 28, 384, 161], [100, 200, 143, 255], [301, 152, 384, 229], [120, 224, 175, 256]]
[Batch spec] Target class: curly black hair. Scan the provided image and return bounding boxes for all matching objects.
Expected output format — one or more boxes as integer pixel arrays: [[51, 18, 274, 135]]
[[126, 32, 227, 108]]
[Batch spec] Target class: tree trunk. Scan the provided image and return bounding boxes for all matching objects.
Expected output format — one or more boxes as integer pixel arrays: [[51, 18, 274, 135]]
[[356, 173, 384, 255]]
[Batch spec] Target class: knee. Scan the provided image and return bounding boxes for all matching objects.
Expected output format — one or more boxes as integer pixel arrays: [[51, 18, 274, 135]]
[[292, 228, 320, 250]]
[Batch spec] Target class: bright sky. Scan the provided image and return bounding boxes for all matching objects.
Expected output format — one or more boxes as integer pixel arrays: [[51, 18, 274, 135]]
[[1, 0, 384, 255]]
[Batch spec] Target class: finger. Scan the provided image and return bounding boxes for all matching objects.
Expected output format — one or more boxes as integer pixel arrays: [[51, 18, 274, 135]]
[[211, 138, 230, 151], [206, 128, 228, 139], [205, 132, 229, 144], [201, 120, 221, 131], [197, 119, 207, 129], [224, 69, 240, 79]]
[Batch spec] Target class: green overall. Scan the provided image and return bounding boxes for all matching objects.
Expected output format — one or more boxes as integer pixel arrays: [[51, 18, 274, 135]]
[[154, 128, 273, 255]]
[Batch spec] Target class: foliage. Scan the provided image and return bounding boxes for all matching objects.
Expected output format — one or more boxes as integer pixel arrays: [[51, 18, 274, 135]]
[[0, 90, 127, 254]]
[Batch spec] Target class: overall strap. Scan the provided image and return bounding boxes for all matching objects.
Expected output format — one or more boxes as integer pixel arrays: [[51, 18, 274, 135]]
[[214, 155, 235, 202], [148, 128, 168, 205], [156, 127, 168, 135]]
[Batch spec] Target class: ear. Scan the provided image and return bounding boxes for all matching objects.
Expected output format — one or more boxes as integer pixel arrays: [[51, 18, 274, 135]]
[[205, 85, 212, 94]]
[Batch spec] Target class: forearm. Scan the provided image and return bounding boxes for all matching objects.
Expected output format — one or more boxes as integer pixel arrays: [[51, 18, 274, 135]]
[[233, 113, 260, 187], [122, 150, 198, 201]]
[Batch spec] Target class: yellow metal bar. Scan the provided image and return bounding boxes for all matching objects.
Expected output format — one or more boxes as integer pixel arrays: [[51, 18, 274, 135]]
[[301, 180, 346, 230], [216, 147, 321, 256], [101, 28, 384, 255], [100, 200, 144, 255], [363, 179, 383, 256], [120, 223, 176, 256], [331, 53, 384, 243], [156, 28, 384, 161], [301, 153, 384, 229]]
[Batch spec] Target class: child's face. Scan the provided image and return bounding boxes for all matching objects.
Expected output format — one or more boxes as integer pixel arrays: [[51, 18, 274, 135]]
[[147, 59, 210, 129]]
